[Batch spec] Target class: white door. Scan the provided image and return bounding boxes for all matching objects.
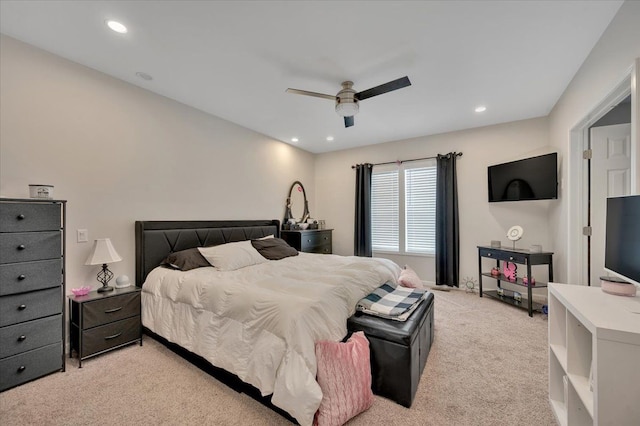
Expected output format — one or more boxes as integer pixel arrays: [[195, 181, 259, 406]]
[[589, 123, 632, 286]]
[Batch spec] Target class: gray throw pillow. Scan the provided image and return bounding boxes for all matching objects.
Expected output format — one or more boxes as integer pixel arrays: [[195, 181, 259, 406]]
[[251, 238, 298, 260], [162, 248, 210, 271]]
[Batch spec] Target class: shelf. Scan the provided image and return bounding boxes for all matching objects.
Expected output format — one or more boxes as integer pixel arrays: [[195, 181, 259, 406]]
[[568, 373, 594, 418], [567, 379, 593, 425], [549, 351, 566, 423], [549, 399, 568, 426], [549, 343, 567, 370], [480, 272, 548, 288], [483, 290, 544, 311], [549, 283, 640, 425]]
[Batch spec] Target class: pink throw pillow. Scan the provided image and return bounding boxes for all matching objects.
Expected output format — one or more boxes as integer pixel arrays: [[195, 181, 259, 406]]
[[314, 332, 374, 426], [398, 265, 424, 288]]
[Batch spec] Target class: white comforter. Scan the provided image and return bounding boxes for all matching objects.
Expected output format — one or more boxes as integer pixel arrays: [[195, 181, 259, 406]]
[[141, 252, 400, 426]]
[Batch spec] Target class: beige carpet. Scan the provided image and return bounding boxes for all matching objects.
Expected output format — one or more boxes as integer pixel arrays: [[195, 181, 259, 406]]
[[0, 290, 555, 425]]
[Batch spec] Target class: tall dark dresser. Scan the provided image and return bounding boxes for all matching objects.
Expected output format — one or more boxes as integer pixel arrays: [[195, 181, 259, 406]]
[[0, 198, 66, 391]]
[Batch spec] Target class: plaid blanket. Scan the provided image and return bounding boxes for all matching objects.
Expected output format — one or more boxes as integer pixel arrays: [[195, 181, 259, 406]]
[[356, 282, 428, 322]]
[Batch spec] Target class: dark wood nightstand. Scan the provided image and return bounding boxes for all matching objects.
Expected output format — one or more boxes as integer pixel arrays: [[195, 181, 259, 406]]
[[281, 229, 333, 254], [69, 286, 141, 367]]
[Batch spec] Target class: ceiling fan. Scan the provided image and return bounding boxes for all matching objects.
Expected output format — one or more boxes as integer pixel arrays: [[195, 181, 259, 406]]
[[286, 76, 411, 128]]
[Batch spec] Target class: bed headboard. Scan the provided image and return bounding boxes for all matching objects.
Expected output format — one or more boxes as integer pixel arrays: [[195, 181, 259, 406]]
[[135, 220, 280, 286]]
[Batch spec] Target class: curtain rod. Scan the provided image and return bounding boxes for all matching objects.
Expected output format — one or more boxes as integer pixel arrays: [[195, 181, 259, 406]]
[[351, 152, 462, 169]]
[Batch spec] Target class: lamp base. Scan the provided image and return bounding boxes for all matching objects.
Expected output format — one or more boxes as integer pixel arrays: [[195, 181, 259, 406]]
[[96, 264, 115, 293]]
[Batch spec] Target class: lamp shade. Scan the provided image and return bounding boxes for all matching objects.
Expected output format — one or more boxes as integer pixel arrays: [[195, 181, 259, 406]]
[[85, 238, 122, 265], [335, 101, 359, 117]]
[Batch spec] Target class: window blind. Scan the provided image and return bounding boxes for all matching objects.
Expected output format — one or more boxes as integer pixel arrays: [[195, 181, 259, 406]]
[[405, 166, 437, 254], [371, 170, 399, 252]]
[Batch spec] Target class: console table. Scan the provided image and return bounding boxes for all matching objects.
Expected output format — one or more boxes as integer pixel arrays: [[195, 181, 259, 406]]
[[477, 246, 554, 317]]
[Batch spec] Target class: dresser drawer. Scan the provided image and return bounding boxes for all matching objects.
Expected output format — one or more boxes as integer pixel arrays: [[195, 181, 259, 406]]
[[81, 316, 141, 357], [81, 292, 141, 329], [0, 314, 62, 358], [479, 248, 527, 264], [0, 259, 62, 296], [0, 287, 62, 327], [0, 203, 61, 233], [0, 231, 61, 264], [304, 242, 332, 254], [0, 342, 62, 391], [299, 231, 332, 254]]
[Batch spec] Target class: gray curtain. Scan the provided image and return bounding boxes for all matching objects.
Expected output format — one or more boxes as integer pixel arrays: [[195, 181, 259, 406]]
[[354, 163, 373, 257], [436, 153, 460, 287]]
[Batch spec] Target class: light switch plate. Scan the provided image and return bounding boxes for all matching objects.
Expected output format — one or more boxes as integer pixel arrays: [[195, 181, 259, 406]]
[[77, 229, 88, 243]]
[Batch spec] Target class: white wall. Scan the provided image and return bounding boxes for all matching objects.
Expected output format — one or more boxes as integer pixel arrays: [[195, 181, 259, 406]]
[[548, 0, 640, 284], [315, 117, 553, 294], [0, 35, 315, 291], [4, 1, 638, 298]]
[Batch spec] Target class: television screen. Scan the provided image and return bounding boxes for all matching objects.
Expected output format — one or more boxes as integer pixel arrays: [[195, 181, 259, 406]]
[[488, 153, 558, 202], [605, 195, 640, 286]]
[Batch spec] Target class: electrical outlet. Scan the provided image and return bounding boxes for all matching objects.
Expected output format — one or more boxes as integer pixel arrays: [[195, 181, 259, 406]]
[[77, 229, 88, 243]]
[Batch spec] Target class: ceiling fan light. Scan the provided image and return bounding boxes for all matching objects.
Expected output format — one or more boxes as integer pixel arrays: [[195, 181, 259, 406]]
[[335, 102, 359, 117], [106, 20, 128, 34]]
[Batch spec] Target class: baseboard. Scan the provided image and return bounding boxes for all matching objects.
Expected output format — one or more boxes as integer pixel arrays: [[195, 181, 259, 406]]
[[423, 281, 461, 292]]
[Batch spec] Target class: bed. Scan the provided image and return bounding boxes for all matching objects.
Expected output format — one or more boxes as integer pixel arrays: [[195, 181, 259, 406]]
[[135, 220, 401, 426]]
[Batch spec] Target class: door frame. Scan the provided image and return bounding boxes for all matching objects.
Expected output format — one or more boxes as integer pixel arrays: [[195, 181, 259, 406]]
[[568, 60, 639, 285]]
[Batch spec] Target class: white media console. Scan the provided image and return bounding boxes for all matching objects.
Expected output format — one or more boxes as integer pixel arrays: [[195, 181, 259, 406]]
[[548, 283, 640, 425]]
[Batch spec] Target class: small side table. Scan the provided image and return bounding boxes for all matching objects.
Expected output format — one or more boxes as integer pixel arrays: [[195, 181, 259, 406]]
[[69, 286, 142, 367]]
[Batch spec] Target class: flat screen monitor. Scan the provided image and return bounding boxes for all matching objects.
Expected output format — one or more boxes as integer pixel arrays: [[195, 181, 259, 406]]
[[488, 153, 558, 202], [605, 195, 640, 287]]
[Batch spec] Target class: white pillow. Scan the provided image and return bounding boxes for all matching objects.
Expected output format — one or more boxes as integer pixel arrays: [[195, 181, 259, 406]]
[[198, 241, 268, 271]]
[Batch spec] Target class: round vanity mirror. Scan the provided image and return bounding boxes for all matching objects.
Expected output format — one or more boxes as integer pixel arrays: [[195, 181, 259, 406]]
[[285, 181, 310, 225]]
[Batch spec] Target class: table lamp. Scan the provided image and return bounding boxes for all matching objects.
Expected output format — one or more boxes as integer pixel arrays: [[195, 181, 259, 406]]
[[85, 238, 122, 293]]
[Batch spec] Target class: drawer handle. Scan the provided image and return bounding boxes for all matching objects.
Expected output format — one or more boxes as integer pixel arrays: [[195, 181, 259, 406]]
[[18, 335, 27, 342], [17, 214, 25, 220], [307, 239, 312, 243], [104, 307, 123, 314], [17, 365, 26, 373], [104, 332, 123, 340], [18, 274, 26, 280], [17, 244, 26, 250], [509, 256, 514, 260], [487, 253, 492, 257], [18, 304, 27, 311]]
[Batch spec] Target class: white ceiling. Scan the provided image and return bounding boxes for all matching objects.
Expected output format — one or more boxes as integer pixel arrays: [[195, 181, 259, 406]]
[[0, 1, 623, 153]]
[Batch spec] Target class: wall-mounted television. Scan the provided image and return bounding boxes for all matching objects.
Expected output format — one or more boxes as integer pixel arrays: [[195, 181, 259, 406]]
[[488, 153, 558, 202], [605, 195, 640, 287]]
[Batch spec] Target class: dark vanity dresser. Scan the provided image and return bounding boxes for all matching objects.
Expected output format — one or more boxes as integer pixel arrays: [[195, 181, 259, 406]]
[[281, 180, 332, 254], [0, 198, 66, 391], [281, 229, 333, 254]]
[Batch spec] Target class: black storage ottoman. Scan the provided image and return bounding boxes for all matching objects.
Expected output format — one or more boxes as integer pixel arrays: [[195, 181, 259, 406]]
[[347, 291, 434, 407]]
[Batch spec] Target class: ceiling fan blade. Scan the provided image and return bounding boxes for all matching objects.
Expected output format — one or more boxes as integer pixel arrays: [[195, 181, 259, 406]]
[[286, 88, 337, 101], [355, 76, 411, 101], [344, 116, 354, 128]]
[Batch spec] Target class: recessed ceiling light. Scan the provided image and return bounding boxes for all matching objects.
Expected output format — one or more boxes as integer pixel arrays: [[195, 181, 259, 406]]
[[326, 136, 334, 142], [291, 137, 299, 143], [106, 20, 127, 34], [136, 72, 153, 81], [475, 105, 487, 113]]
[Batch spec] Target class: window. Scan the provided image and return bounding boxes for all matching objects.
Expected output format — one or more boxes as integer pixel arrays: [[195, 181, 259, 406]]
[[371, 170, 399, 252], [371, 160, 437, 255]]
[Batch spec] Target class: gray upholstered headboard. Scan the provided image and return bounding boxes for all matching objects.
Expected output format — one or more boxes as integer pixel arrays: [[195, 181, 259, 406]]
[[135, 220, 280, 286]]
